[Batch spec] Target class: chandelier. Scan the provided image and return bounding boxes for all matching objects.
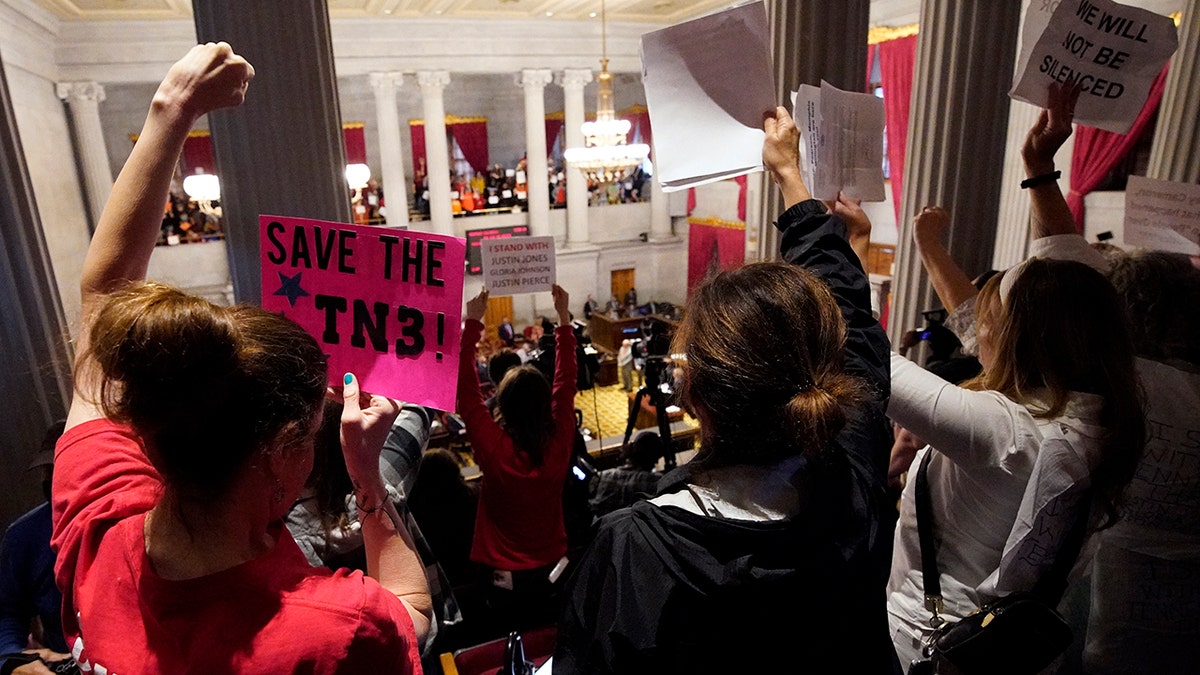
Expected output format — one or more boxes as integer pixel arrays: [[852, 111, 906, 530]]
[[563, 0, 650, 184]]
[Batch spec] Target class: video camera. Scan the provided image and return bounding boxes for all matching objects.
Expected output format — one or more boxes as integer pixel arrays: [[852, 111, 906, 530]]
[[529, 320, 601, 391]]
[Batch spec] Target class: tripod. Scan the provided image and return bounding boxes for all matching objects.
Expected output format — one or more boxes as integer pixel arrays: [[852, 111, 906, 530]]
[[621, 356, 676, 470]]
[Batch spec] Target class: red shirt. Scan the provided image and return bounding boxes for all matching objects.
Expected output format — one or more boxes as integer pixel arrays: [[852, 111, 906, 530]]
[[51, 420, 421, 675], [457, 320, 577, 570]]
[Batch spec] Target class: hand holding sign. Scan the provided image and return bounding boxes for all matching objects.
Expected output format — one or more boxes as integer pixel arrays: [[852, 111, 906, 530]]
[[338, 372, 403, 530], [552, 284, 570, 325], [465, 287, 489, 323], [1022, 83, 1082, 175]]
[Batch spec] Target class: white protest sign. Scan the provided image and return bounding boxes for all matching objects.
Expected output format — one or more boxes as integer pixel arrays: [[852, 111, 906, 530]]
[[640, 1, 775, 191], [481, 236, 557, 295], [1011, 0, 1177, 133], [1124, 176, 1200, 256], [794, 81, 886, 202]]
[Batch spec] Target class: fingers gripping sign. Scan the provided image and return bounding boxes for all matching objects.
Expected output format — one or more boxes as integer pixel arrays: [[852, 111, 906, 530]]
[[339, 372, 403, 529]]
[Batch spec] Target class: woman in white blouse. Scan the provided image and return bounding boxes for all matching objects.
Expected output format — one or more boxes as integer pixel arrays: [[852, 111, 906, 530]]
[[885, 84, 1145, 666]]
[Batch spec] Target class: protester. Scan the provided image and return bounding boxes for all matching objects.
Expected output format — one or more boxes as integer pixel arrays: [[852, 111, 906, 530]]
[[50, 43, 430, 673], [457, 284, 577, 633], [554, 106, 898, 673], [885, 84, 1144, 666], [587, 430, 663, 518]]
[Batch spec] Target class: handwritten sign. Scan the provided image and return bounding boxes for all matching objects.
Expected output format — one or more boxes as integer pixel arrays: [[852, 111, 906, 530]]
[[794, 81, 886, 202], [1124, 176, 1200, 255], [1011, 0, 1177, 133], [481, 236, 556, 295], [259, 215, 466, 411]]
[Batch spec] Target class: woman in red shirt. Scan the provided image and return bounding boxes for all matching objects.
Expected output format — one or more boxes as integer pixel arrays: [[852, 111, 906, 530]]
[[50, 43, 431, 675], [457, 285, 576, 632]]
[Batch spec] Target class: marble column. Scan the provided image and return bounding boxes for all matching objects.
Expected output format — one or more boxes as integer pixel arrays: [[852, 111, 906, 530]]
[[417, 70, 453, 236], [519, 69, 554, 238], [1147, 0, 1200, 183], [755, 0, 870, 261], [369, 72, 410, 227], [888, 0, 1021, 342], [558, 68, 593, 246], [649, 174, 672, 240], [1, 51, 72, 525], [56, 81, 113, 228]]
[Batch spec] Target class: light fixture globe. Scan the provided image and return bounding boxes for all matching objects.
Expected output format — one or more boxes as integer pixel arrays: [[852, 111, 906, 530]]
[[345, 163, 372, 190], [182, 172, 221, 202]]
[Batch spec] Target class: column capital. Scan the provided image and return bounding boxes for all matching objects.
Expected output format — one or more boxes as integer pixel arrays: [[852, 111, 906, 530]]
[[517, 69, 554, 91], [416, 70, 451, 92], [56, 81, 105, 103], [557, 69, 593, 90], [368, 71, 404, 94]]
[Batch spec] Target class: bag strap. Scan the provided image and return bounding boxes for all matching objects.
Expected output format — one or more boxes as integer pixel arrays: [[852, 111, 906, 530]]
[[915, 448, 1093, 618], [913, 450, 944, 627]]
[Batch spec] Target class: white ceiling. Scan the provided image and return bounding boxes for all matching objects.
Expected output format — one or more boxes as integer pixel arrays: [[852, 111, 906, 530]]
[[26, 0, 937, 26]]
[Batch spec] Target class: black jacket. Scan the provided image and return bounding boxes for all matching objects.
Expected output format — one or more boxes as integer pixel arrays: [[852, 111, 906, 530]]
[[553, 201, 899, 674]]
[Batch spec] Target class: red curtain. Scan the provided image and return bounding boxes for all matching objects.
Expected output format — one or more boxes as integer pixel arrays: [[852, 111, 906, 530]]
[[878, 35, 917, 224], [449, 120, 489, 175], [621, 105, 652, 153], [343, 126, 366, 165], [687, 220, 745, 298], [409, 123, 426, 177], [1067, 64, 1169, 230], [181, 134, 215, 175], [545, 117, 565, 154]]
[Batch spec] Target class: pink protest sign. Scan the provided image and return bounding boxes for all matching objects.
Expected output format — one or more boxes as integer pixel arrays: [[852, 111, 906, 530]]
[[260, 215, 465, 411]]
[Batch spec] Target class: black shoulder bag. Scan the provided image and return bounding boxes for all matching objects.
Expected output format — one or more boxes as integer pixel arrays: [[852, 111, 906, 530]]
[[906, 451, 1087, 675]]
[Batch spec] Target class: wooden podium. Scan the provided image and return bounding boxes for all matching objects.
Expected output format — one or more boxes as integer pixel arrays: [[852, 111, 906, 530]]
[[588, 313, 646, 352]]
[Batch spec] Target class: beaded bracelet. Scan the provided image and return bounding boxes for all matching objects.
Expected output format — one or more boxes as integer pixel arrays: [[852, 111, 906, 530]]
[[1020, 170, 1061, 189]]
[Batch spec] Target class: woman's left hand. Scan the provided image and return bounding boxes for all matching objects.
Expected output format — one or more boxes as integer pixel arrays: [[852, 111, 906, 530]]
[[466, 287, 489, 323], [337, 372, 402, 526]]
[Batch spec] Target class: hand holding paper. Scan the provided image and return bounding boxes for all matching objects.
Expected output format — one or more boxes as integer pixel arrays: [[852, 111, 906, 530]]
[[339, 372, 404, 530], [465, 287, 489, 323], [1022, 83, 1081, 175], [762, 106, 810, 208]]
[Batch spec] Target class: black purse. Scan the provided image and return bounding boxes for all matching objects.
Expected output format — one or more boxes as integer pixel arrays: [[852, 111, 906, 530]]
[[906, 451, 1087, 675]]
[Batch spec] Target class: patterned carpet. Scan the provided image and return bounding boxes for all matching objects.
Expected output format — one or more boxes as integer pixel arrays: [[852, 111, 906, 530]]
[[573, 381, 700, 447]]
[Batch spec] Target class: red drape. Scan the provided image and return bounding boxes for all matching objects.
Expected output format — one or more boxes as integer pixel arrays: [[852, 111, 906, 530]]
[[1067, 65, 1169, 230], [449, 121, 489, 175], [545, 117, 565, 153], [410, 123, 426, 177], [181, 134, 215, 175], [687, 220, 745, 298], [622, 106, 652, 153], [343, 126, 366, 165], [878, 35, 917, 224]]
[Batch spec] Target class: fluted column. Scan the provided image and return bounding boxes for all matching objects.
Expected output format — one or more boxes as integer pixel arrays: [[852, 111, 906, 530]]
[[194, 0, 351, 302], [889, 0, 1021, 341], [416, 71, 453, 236], [755, 0, 870, 261], [519, 69, 554, 238], [369, 72, 410, 227], [1, 51, 72, 526], [56, 81, 113, 227], [558, 68, 593, 246], [1147, 0, 1200, 183], [650, 174, 672, 240]]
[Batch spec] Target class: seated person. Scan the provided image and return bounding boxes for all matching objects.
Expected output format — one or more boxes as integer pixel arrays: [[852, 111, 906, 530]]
[[588, 431, 663, 519]]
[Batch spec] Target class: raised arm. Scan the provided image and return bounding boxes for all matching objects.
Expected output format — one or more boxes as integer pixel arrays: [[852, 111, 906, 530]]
[[763, 106, 887, 395], [1022, 82, 1080, 239], [340, 375, 433, 647], [912, 206, 979, 312], [67, 43, 253, 431]]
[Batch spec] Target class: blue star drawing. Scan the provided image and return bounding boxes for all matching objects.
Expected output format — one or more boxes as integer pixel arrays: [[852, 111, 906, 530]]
[[273, 271, 310, 307]]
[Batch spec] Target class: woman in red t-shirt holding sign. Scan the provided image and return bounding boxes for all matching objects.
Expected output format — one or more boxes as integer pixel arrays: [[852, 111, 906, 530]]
[[49, 43, 431, 675]]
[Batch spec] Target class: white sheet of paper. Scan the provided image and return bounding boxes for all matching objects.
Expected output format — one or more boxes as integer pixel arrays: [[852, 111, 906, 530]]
[[794, 81, 886, 202], [1124, 175, 1200, 255], [481, 236, 557, 295], [1010, 0, 1177, 133], [640, 1, 776, 192]]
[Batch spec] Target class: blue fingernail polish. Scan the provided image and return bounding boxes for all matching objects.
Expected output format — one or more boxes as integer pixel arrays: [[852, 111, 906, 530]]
[[344, 373, 353, 385]]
